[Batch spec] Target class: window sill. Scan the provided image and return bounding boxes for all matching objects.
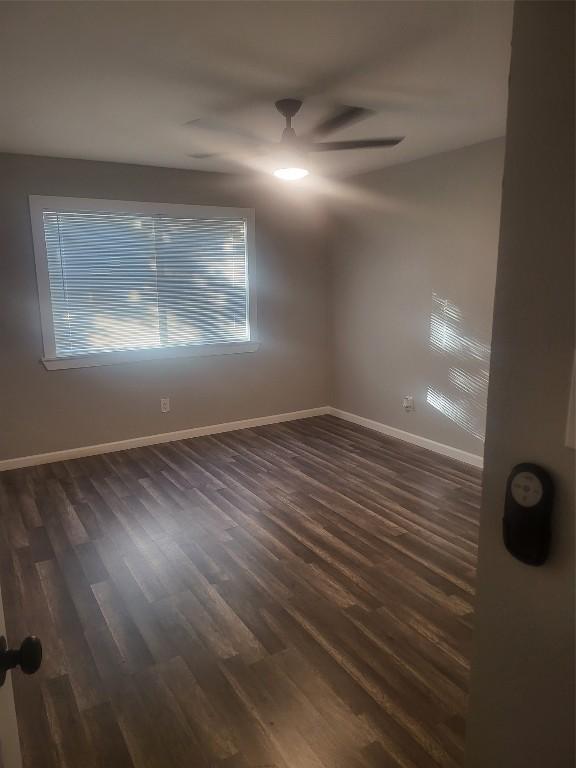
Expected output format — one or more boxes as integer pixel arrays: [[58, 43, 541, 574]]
[[41, 341, 260, 370]]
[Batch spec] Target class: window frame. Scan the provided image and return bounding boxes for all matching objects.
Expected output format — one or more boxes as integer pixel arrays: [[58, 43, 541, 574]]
[[29, 195, 258, 370]]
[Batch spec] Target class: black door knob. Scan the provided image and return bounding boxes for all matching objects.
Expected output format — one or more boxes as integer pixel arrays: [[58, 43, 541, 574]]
[[0, 635, 42, 686]]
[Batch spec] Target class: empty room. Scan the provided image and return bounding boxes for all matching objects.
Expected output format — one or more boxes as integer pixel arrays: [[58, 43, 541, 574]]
[[0, 2, 574, 767]]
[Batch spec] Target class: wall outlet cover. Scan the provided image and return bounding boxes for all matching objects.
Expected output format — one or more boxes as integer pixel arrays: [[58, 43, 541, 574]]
[[402, 396, 415, 412]]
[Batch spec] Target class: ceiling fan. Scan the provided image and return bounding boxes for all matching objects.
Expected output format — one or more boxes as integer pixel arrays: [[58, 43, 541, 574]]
[[188, 98, 404, 180]]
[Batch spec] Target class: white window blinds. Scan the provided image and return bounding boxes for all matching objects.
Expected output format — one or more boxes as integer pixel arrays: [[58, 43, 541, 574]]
[[39, 207, 250, 359]]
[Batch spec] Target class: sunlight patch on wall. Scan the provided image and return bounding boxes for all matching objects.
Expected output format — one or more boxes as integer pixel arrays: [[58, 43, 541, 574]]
[[449, 366, 489, 396], [426, 386, 486, 440], [427, 293, 490, 441], [430, 295, 490, 361]]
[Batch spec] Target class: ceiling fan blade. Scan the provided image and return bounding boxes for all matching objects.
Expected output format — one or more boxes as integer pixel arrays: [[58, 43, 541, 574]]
[[184, 117, 268, 161], [308, 137, 404, 152], [309, 105, 373, 139], [187, 152, 222, 159], [184, 118, 267, 146]]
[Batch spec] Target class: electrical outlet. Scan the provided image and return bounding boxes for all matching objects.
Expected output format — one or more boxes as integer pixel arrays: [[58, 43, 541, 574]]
[[160, 397, 170, 413], [402, 395, 415, 412]]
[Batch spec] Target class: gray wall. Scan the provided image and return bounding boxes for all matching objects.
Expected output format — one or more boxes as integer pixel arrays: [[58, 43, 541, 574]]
[[466, 3, 575, 766], [0, 154, 330, 460], [331, 139, 505, 457]]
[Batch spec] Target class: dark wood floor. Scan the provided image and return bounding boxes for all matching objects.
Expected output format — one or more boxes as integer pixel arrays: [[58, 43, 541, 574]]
[[0, 415, 481, 768]]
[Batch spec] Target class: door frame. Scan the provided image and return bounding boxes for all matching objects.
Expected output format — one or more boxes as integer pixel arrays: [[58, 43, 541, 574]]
[[0, 584, 22, 768]]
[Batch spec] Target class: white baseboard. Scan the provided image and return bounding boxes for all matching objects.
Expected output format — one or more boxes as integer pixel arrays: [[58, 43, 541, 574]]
[[0, 406, 331, 472], [328, 407, 484, 468], [0, 404, 483, 472]]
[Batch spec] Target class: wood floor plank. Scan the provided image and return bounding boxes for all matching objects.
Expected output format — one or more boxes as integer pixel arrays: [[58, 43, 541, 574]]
[[0, 415, 481, 767]]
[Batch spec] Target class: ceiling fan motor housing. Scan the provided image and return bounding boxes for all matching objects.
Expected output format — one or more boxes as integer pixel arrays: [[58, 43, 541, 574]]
[[275, 98, 303, 120]]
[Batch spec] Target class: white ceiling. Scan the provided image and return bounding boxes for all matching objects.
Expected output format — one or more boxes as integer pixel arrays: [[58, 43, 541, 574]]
[[0, 1, 513, 178]]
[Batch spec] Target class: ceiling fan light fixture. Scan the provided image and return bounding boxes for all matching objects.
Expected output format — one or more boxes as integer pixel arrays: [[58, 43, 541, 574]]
[[273, 167, 309, 181]]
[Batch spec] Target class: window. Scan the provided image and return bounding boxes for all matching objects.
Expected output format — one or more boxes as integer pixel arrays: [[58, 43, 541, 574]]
[[30, 197, 257, 369]]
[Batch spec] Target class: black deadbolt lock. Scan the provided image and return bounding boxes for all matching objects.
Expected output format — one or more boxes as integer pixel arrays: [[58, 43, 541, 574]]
[[503, 463, 554, 566]]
